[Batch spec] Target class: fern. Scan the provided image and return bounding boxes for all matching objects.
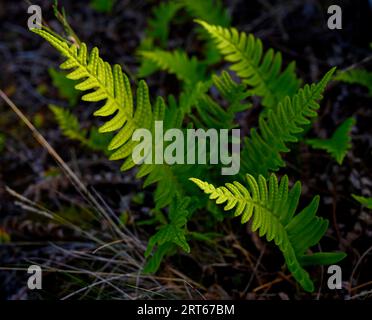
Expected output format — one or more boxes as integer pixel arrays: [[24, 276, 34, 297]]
[[181, 0, 230, 27], [190, 173, 346, 292], [180, 72, 250, 130], [306, 117, 355, 165], [33, 28, 195, 209], [49, 68, 80, 106], [139, 49, 207, 87], [147, 2, 182, 46], [212, 71, 251, 113], [32, 28, 156, 167], [144, 196, 192, 272], [49, 104, 85, 141], [240, 68, 335, 177], [335, 69, 372, 96], [138, 1, 231, 78], [181, 0, 230, 64], [137, 2, 181, 78], [49, 105, 111, 153], [197, 20, 301, 108], [352, 194, 372, 209]]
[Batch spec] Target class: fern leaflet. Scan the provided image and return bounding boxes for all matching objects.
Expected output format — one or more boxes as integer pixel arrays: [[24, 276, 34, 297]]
[[306, 117, 355, 165]]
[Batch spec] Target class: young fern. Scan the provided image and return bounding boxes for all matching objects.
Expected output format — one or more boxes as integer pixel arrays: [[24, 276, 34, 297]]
[[197, 20, 301, 108], [240, 68, 336, 177], [190, 174, 346, 292], [306, 117, 355, 165]]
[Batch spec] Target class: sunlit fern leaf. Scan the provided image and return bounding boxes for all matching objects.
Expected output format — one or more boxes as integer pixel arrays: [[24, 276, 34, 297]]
[[240, 68, 335, 177], [32, 28, 194, 209], [197, 20, 301, 108], [335, 69, 372, 96], [306, 117, 355, 165], [352, 194, 372, 209], [190, 173, 346, 292], [32, 28, 153, 165], [139, 49, 207, 87]]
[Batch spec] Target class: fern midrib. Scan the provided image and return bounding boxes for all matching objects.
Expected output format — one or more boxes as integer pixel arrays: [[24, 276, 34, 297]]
[[64, 45, 135, 125]]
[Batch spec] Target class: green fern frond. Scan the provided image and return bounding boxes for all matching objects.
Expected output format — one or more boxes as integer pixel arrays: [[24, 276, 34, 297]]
[[180, 73, 250, 130], [240, 68, 335, 177], [139, 49, 206, 86], [144, 196, 193, 272], [212, 71, 251, 113], [33, 28, 194, 209], [197, 20, 301, 108], [49, 104, 86, 142], [352, 194, 372, 209], [306, 117, 355, 165], [181, 0, 230, 65], [49, 104, 111, 153], [190, 174, 346, 292], [335, 69, 372, 95], [32, 28, 155, 166], [147, 1, 182, 46]]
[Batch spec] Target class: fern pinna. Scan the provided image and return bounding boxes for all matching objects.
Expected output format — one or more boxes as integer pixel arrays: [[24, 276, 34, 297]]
[[191, 174, 346, 292]]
